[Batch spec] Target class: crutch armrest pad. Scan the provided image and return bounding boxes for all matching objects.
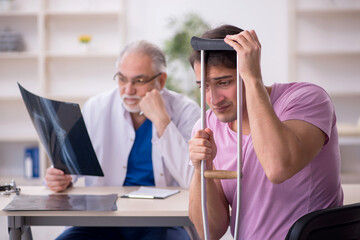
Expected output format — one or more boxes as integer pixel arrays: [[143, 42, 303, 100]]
[[204, 170, 237, 179], [191, 37, 235, 51]]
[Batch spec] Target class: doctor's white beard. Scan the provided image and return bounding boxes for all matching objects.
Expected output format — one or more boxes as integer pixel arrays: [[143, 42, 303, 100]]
[[120, 95, 142, 113], [119, 80, 162, 113]]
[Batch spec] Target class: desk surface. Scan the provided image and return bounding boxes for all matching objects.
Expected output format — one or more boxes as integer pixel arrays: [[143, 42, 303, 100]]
[[0, 186, 189, 217], [1, 186, 192, 228], [1, 186, 192, 240]]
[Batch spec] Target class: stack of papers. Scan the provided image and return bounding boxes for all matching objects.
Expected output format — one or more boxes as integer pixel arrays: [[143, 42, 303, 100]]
[[121, 187, 180, 199]]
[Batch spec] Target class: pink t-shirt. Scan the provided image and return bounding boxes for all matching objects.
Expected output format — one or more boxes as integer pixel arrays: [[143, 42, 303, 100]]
[[192, 82, 343, 240]]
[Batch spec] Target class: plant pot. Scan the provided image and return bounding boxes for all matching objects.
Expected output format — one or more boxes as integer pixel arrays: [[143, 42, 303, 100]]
[[79, 42, 90, 52]]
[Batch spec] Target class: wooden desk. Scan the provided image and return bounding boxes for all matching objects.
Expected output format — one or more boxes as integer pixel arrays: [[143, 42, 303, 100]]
[[0, 186, 192, 240]]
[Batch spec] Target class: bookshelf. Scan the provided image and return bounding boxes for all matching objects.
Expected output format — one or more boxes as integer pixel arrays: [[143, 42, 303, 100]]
[[288, 0, 360, 183], [0, 0, 125, 185]]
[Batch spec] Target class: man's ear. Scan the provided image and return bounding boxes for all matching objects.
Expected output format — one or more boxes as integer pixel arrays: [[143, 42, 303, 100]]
[[158, 72, 167, 89]]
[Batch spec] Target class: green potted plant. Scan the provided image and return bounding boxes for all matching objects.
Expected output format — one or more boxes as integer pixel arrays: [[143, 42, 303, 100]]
[[78, 34, 92, 52], [163, 13, 209, 103]]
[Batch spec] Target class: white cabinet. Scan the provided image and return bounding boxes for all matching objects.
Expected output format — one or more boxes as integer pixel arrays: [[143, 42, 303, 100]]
[[288, 0, 360, 183], [0, 0, 125, 185]]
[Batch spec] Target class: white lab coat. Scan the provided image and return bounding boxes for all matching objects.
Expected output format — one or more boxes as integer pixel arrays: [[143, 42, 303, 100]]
[[76, 87, 200, 188]]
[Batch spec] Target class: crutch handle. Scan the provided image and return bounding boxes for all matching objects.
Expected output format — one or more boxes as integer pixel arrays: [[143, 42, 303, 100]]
[[191, 37, 234, 51], [204, 170, 238, 179]]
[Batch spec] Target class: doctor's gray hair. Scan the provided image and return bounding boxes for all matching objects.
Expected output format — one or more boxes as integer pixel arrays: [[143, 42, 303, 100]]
[[116, 40, 166, 73]]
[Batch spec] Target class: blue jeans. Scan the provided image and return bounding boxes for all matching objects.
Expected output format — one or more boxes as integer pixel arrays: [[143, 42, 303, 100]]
[[55, 226, 190, 240]]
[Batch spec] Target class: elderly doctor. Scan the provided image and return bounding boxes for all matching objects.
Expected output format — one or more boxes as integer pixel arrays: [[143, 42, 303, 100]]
[[44, 40, 200, 240]]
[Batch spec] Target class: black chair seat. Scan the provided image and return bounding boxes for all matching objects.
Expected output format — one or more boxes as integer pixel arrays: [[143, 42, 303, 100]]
[[285, 203, 360, 240]]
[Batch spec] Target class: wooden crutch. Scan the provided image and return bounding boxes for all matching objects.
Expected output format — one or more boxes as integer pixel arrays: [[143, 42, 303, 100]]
[[191, 37, 243, 240]]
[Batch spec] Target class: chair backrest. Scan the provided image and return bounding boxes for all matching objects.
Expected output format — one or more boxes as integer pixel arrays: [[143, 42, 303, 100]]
[[285, 203, 360, 240]]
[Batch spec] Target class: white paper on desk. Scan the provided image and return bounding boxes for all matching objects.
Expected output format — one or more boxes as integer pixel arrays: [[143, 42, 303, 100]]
[[121, 187, 180, 199]]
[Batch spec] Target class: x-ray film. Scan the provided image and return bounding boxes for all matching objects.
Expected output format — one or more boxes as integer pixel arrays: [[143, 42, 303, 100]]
[[18, 83, 104, 176], [3, 194, 117, 211]]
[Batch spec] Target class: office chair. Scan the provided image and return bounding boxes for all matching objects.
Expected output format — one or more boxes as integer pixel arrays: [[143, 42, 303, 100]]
[[285, 203, 360, 240]]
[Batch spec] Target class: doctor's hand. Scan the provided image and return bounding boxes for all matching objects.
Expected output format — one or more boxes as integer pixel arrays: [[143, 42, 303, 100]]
[[188, 128, 217, 171], [139, 89, 170, 137], [224, 29, 262, 86], [45, 167, 72, 193]]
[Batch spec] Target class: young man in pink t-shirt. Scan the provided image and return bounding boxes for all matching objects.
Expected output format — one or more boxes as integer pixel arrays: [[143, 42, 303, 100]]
[[188, 25, 343, 240]]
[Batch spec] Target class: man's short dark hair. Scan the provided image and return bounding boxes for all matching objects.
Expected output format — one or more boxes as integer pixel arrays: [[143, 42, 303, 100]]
[[189, 24, 244, 69]]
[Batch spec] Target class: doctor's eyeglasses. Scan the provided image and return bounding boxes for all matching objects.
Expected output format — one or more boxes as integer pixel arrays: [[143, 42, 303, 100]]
[[113, 72, 162, 87]]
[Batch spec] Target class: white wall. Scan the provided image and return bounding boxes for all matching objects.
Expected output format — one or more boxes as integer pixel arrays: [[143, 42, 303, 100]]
[[125, 0, 289, 87]]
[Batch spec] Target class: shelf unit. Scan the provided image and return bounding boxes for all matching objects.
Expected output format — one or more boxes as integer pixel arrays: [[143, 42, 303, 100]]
[[0, 0, 125, 185], [288, 0, 360, 183]]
